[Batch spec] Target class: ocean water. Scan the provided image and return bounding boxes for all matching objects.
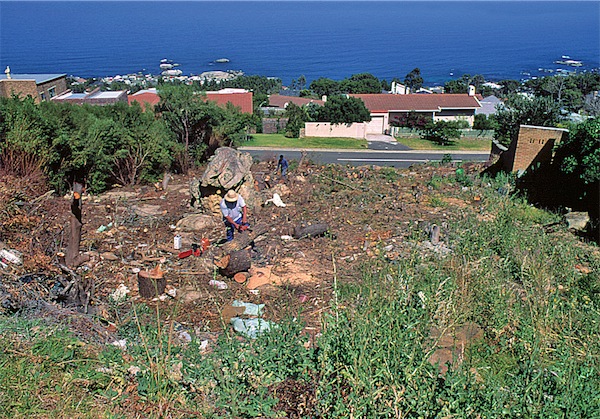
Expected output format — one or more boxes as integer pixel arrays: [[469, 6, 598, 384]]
[[0, 1, 598, 85]]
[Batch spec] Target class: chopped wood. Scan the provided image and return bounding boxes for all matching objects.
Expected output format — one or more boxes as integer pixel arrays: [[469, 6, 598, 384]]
[[138, 266, 166, 298], [221, 223, 269, 253], [293, 223, 329, 239], [220, 249, 251, 277]]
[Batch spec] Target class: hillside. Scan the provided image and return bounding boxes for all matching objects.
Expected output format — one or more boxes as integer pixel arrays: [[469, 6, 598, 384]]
[[1, 157, 598, 418]]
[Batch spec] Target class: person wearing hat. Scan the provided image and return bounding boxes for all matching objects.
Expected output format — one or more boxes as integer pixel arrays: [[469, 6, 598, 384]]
[[220, 190, 250, 241]]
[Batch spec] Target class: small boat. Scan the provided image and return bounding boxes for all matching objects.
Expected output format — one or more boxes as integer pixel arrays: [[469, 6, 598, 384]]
[[215, 58, 230, 63]]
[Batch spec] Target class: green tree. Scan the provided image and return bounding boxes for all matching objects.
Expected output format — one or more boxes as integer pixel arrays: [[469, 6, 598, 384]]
[[339, 73, 382, 94], [156, 84, 223, 169], [404, 68, 424, 92], [284, 102, 309, 138], [493, 95, 561, 146], [309, 78, 340, 98], [420, 120, 462, 146], [556, 118, 600, 186], [473, 113, 496, 131], [316, 95, 371, 124]]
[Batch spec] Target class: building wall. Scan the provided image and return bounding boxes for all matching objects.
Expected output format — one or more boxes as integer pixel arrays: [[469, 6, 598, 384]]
[[433, 109, 475, 127], [0, 76, 68, 103], [37, 77, 68, 101], [304, 122, 367, 139], [506, 125, 569, 172], [0, 79, 39, 102], [262, 118, 288, 134]]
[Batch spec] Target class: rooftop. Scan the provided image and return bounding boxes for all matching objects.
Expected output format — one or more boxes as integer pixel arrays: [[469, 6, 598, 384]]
[[0, 73, 66, 84], [350, 93, 481, 112]]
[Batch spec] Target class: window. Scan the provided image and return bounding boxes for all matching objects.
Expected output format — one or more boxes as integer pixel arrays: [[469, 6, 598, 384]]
[[48, 86, 56, 98], [40, 92, 46, 101]]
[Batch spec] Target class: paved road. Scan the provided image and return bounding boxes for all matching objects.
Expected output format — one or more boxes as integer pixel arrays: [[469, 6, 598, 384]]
[[239, 147, 490, 168]]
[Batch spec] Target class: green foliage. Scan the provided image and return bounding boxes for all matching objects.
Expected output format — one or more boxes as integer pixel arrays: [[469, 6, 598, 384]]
[[316, 95, 371, 124], [493, 94, 561, 147], [390, 111, 430, 129], [339, 73, 382, 94], [309, 77, 341, 98], [420, 120, 463, 145], [556, 118, 600, 185], [0, 96, 177, 194], [284, 102, 310, 138], [473, 113, 496, 131], [404, 67, 424, 91], [526, 73, 600, 112]]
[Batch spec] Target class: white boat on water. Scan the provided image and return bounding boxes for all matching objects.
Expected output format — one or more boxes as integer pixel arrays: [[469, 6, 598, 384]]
[[215, 58, 230, 63], [554, 58, 583, 67]]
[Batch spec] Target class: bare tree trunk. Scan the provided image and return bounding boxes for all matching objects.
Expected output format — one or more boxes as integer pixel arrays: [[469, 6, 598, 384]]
[[66, 182, 85, 267], [219, 249, 251, 277]]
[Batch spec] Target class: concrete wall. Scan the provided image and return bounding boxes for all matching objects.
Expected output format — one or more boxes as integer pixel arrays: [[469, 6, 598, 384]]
[[304, 122, 367, 139], [505, 125, 569, 172]]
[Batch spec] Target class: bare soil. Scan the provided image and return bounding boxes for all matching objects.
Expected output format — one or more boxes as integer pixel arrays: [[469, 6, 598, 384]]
[[0, 159, 485, 341]]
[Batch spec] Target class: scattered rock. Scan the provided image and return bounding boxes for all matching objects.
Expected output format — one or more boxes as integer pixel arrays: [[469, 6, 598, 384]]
[[176, 214, 218, 232], [133, 204, 165, 217], [565, 211, 589, 231]]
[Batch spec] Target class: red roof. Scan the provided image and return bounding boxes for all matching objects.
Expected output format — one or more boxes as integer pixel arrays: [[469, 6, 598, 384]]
[[268, 95, 325, 108], [350, 94, 481, 113], [128, 92, 160, 110], [205, 91, 253, 114]]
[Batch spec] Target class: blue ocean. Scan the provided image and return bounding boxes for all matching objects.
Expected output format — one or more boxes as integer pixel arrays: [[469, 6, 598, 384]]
[[0, 1, 598, 85]]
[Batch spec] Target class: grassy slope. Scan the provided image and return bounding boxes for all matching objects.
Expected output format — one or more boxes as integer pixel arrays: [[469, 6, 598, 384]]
[[245, 133, 368, 149], [1, 169, 599, 418]]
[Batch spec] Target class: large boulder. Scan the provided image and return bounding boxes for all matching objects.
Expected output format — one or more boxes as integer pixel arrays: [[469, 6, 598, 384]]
[[193, 147, 260, 213]]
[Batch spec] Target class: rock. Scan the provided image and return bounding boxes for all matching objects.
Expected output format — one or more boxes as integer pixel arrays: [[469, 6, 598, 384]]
[[133, 204, 165, 217], [176, 214, 218, 232], [100, 252, 119, 261], [565, 211, 589, 231], [271, 183, 291, 197], [201, 147, 253, 190]]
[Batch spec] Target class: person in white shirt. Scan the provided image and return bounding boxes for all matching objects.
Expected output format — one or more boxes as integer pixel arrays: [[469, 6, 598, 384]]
[[219, 190, 250, 241]]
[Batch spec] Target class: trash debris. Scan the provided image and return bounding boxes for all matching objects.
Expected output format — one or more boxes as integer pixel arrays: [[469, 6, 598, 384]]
[[109, 284, 130, 302], [209, 279, 228, 290], [174, 235, 182, 250], [111, 339, 127, 349], [265, 193, 286, 207], [230, 317, 274, 338], [127, 365, 141, 376], [232, 300, 264, 316], [0, 248, 22, 265], [281, 235, 294, 240], [96, 222, 113, 233]]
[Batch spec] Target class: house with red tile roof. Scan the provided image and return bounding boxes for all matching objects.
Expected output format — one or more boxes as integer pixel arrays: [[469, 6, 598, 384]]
[[350, 93, 482, 134], [128, 88, 253, 114], [128, 88, 161, 110], [205, 89, 253, 114]]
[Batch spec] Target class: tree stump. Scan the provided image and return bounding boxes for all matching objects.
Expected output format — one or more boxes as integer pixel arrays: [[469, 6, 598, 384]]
[[217, 249, 251, 277], [293, 223, 329, 239], [138, 266, 166, 298]]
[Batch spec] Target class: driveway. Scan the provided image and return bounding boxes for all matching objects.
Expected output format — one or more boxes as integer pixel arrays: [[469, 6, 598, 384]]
[[366, 134, 412, 151]]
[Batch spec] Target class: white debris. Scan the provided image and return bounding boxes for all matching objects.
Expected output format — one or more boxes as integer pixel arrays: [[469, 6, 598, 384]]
[[265, 193, 286, 207], [110, 339, 127, 350], [109, 284, 130, 302]]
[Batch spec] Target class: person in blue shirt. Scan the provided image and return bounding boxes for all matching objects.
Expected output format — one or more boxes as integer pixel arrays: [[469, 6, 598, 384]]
[[220, 190, 250, 241], [276, 155, 289, 179]]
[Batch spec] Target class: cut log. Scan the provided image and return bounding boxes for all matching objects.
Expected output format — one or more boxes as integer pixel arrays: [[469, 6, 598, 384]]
[[221, 223, 269, 253], [138, 266, 166, 298], [234, 272, 247, 284], [293, 223, 329, 239], [220, 249, 251, 277]]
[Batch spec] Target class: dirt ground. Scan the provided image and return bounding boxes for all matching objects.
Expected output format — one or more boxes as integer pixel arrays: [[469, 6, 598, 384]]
[[0, 157, 485, 342]]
